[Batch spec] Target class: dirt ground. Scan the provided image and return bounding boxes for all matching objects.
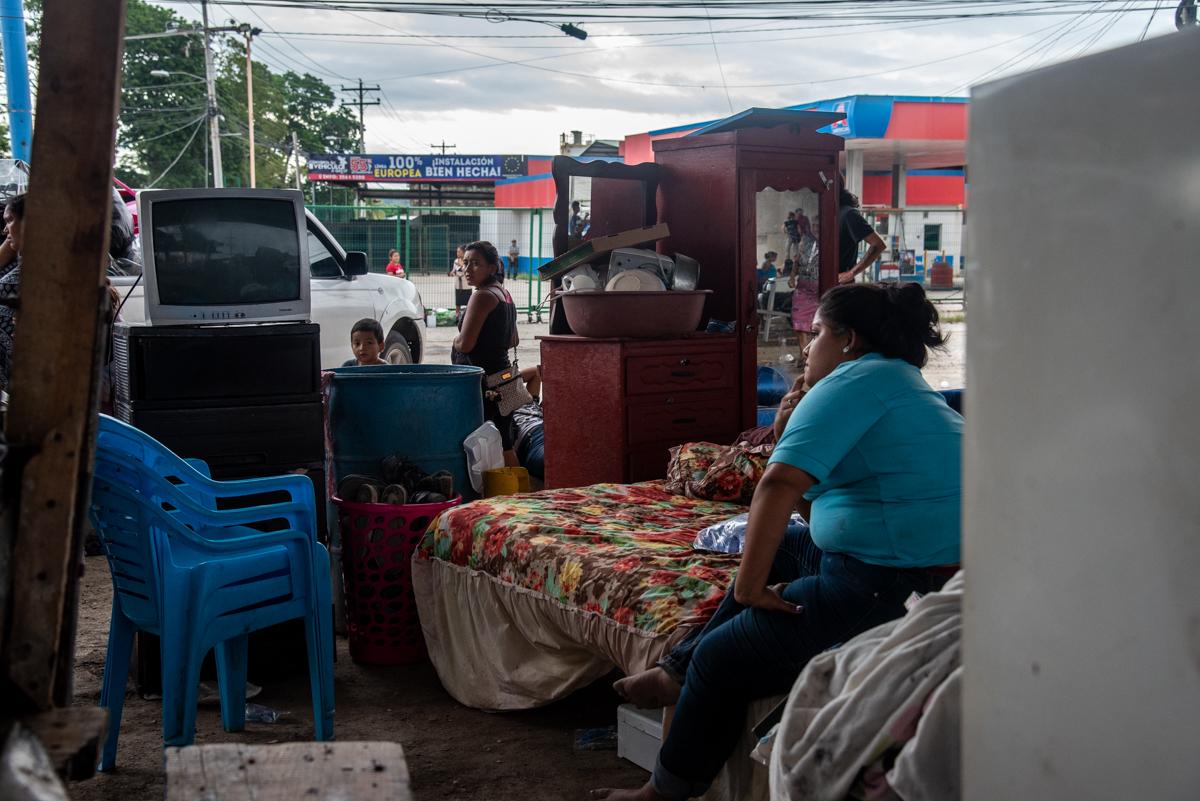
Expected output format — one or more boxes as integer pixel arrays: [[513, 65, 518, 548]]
[[72, 304, 966, 800], [69, 558, 647, 801]]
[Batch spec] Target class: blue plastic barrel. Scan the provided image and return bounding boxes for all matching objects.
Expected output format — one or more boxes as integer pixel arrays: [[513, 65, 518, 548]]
[[757, 365, 789, 406], [757, 405, 778, 428], [326, 364, 484, 501]]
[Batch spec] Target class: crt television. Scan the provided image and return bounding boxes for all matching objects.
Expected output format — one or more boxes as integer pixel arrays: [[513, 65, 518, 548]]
[[139, 188, 310, 325]]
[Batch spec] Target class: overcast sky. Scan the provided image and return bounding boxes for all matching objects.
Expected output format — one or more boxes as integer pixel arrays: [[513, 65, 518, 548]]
[[165, 1, 1181, 156]]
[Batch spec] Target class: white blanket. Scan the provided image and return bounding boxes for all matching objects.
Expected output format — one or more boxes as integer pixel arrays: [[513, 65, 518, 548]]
[[769, 573, 964, 801]]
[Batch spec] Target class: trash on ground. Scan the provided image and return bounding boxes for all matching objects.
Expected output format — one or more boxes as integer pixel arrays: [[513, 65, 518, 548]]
[[245, 703, 290, 724], [573, 725, 618, 751]]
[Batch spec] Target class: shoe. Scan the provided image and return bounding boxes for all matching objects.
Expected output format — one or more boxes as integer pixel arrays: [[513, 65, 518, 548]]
[[380, 484, 408, 505], [339, 473, 392, 504]]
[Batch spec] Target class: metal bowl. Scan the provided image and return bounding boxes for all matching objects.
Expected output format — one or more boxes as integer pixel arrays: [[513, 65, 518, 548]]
[[559, 290, 712, 338]]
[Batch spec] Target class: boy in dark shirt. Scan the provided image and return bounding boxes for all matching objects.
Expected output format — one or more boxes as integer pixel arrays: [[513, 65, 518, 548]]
[[343, 318, 388, 367]]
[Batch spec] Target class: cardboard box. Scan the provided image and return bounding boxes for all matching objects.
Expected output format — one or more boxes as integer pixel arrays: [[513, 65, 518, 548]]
[[538, 222, 670, 282], [617, 704, 663, 772]]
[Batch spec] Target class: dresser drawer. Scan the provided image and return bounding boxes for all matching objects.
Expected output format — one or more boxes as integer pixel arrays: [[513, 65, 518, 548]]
[[625, 350, 737, 395], [626, 392, 739, 446]]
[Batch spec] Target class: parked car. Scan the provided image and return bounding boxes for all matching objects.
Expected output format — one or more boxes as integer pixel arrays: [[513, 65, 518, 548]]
[[112, 210, 426, 368]]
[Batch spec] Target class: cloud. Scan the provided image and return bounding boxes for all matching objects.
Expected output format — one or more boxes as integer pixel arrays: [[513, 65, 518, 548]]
[[169, 3, 1176, 154]]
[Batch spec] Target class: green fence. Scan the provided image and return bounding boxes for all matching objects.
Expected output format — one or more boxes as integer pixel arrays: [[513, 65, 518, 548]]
[[309, 205, 551, 318]]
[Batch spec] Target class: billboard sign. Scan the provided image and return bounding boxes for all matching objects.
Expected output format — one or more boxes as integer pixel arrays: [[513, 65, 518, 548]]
[[307, 154, 528, 183]]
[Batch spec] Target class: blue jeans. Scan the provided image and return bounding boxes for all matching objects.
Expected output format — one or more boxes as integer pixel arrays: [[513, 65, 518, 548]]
[[516, 424, 544, 480], [651, 527, 943, 800]]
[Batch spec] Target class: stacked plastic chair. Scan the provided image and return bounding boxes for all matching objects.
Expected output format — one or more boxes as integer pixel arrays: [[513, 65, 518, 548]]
[[89, 414, 334, 771]]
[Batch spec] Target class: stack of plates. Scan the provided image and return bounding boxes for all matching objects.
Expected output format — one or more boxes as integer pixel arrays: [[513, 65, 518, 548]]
[[605, 268, 666, 292]]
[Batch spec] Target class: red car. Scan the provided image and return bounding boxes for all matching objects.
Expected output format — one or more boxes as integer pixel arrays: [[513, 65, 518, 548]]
[[114, 176, 138, 235]]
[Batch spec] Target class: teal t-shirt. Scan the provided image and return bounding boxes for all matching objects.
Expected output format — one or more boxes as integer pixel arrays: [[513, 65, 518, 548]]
[[768, 353, 962, 567]]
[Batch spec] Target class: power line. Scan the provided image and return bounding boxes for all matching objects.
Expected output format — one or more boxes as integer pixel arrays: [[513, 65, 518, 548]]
[[145, 116, 208, 188], [1138, 0, 1164, 38], [353, 6, 1072, 90], [122, 113, 209, 143], [703, 3, 734, 114], [155, 0, 1172, 25], [341, 78, 381, 149]]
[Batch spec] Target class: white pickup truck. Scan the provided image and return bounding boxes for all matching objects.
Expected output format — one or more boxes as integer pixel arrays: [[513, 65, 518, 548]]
[[113, 210, 426, 368]]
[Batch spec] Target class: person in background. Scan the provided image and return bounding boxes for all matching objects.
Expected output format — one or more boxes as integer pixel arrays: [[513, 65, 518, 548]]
[[567, 201, 584, 249], [452, 241, 520, 466], [449, 245, 470, 324], [507, 239, 520, 276], [600, 282, 960, 801], [0, 193, 25, 394], [756, 251, 778, 295], [796, 207, 815, 242], [511, 365, 544, 483], [781, 210, 801, 273], [385, 249, 406, 278], [838, 188, 886, 285], [343, 318, 387, 367]]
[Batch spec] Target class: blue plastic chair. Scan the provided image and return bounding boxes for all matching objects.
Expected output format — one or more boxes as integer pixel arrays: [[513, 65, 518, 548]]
[[89, 414, 334, 771]]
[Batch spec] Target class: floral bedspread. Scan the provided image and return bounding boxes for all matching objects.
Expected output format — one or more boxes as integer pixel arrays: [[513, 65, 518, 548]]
[[416, 482, 745, 635]]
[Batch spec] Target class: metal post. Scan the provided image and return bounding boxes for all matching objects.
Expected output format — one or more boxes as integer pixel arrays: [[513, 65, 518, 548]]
[[291, 131, 301, 190], [0, 0, 33, 162], [402, 208, 410, 277], [243, 28, 256, 187], [536, 208, 544, 322], [526, 209, 535, 321], [201, 0, 223, 187]]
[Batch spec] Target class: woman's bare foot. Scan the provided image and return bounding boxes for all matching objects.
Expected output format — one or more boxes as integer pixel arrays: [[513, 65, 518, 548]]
[[612, 666, 681, 709], [590, 783, 669, 800]]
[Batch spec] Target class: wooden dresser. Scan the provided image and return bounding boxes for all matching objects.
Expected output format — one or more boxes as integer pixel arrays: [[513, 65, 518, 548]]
[[539, 333, 740, 489]]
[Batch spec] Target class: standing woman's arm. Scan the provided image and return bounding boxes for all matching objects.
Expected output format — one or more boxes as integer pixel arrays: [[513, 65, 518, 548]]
[[453, 289, 500, 353]]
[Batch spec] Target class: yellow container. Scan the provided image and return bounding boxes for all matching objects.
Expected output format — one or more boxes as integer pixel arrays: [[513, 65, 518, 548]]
[[483, 467, 531, 498]]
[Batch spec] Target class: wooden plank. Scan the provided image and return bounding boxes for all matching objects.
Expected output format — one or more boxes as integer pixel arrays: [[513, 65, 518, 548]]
[[166, 742, 413, 801], [19, 707, 107, 781], [1, 0, 127, 709]]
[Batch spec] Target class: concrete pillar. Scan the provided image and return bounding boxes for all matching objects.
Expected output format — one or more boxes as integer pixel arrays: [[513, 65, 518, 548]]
[[891, 162, 906, 209], [844, 148, 863, 200], [964, 30, 1200, 801]]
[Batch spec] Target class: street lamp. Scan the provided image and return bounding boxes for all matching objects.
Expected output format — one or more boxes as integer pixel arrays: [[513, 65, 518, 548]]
[[149, 68, 222, 187]]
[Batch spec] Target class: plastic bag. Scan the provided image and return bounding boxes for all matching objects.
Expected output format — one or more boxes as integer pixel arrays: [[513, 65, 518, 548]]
[[692, 512, 808, 554], [463, 421, 504, 494]]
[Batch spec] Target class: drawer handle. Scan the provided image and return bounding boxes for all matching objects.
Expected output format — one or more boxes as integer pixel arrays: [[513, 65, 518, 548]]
[[678, 358, 690, 367], [670, 370, 696, 378], [672, 417, 698, 425]]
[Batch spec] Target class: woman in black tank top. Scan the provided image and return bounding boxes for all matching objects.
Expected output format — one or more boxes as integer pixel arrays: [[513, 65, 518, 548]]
[[451, 240, 520, 463]]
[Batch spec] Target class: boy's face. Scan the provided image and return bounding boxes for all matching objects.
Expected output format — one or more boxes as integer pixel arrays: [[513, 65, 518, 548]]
[[352, 330, 383, 364]]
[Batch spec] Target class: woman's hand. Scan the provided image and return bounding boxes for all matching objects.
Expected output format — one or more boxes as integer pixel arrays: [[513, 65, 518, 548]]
[[837, 270, 856, 285], [773, 376, 807, 441], [735, 582, 804, 614]]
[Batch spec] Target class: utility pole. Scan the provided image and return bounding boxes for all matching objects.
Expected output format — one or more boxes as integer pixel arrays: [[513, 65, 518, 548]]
[[240, 24, 262, 187], [0, 0, 33, 162], [340, 78, 380, 152], [201, 0, 223, 187], [291, 131, 302, 191], [430, 140, 456, 155]]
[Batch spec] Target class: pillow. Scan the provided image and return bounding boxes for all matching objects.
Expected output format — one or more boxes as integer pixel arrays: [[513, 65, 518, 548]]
[[692, 443, 774, 504], [735, 425, 776, 447], [664, 441, 725, 496]]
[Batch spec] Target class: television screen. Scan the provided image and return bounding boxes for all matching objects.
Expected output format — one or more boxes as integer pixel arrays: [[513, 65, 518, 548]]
[[150, 196, 303, 306]]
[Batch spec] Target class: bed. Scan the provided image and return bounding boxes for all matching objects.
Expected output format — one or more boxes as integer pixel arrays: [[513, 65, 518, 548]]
[[411, 480, 744, 710], [412, 479, 788, 801]]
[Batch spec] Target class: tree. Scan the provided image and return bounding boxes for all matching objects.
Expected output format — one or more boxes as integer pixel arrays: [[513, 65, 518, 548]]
[[21, 0, 361, 190]]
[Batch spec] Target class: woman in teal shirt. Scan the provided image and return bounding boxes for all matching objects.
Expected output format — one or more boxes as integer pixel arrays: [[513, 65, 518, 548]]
[[601, 283, 961, 801]]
